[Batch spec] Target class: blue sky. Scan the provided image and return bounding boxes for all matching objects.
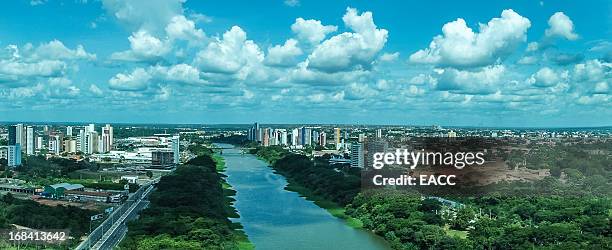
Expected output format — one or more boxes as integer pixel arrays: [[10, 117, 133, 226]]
[[0, 0, 610, 126]]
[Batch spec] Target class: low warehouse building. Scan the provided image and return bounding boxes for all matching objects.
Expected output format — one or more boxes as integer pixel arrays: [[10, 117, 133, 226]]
[[43, 183, 85, 199]]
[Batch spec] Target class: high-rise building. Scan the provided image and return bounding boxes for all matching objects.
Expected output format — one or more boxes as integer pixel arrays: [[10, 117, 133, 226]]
[[171, 135, 180, 164], [254, 123, 261, 142], [291, 128, 299, 146], [26, 126, 35, 155], [36, 136, 43, 150], [350, 143, 364, 168], [66, 126, 73, 137], [364, 138, 388, 169], [319, 132, 326, 146], [263, 128, 271, 146], [49, 135, 61, 155], [8, 125, 22, 167], [300, 127, 311, 146], [376, 129, 382, 138], [101, 124, 113, 152], [85, 131, 98, 154], [14, 124, 25, 152], [7, 145, 21, 167], [280, 129, 288, 145], [77, 129, 85, 152], [86, 124, 95, 134], [358, 133, 365, 142], [334, 128, 341, 148], [64, 139, 77, 153]]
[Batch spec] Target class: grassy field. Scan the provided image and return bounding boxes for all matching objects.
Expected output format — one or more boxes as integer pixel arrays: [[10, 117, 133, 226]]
[[444, 225, 468, 239]]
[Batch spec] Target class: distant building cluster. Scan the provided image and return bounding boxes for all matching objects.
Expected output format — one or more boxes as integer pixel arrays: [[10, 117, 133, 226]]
[[0, 123, 184, 169], [247, 122, 391, 169], [247, 122, 351, 150], [91, 134, 180, 168], [0, 123, 114, 167]]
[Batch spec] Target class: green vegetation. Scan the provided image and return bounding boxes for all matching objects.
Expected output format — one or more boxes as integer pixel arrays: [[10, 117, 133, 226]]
[[119, 153, 251, 250], [250, 145, 290, 165], [272, 154, 361, 206], [0, 193, 96, 249], [15, 156, 91, 183], [264, 149, 611, 249], [505, 142, 611, 196]]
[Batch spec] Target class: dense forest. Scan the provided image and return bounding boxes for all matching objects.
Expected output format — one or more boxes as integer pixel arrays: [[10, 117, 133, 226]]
[[273, 154, 361, 206], [118, 154, 245, 250], [258, 148, 611, 249], [0, 193, 95, 248], [348, 190, 611, 249]]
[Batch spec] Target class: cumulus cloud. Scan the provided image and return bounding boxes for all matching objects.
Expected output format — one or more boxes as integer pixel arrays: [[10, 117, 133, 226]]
[[165, 15, 206, 43], [409, 9, 531, 68], [110, 30, 171, 62], [89, 84, 104, 96], [152, 64, 206, 85], [0, 41, 96, 85], [102, 0, 184, 34], [378, 52, 399, 62], [0, 60, 66, 81], [194, 26, 264, 77], [291, 18, 337, 45], [306, 7, 388, 73], [25, 40, 96, 61], [108, 68, 152, 91], [527, 67, 568, 87], [264, 39, 303, 67], [545, 12, 578, 40], [435, 65, 506, 94], [517, 56, 538, 65]]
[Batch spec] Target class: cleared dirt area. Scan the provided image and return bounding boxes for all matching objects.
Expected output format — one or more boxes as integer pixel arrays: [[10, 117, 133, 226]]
[[34, 199, 106, 211]]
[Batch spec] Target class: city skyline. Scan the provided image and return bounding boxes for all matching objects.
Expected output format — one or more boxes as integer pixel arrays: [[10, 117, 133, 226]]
[[0, 0, 610, 126]]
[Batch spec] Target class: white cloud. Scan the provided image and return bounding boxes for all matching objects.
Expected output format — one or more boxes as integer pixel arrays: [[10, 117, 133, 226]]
[[189, 13, 213, 24], [594, 81, 609, 93], [291, 18, 337, 45], [89, 84, 104, 96], [409, 9, 531, 68], [284, 0, 300, 7], [165, 15, 206, 43], [572, 59, 609, 82], [109, 68, 152, 91], [285, 61, 367, 85], [545, 12, 578, 40], [194, 26, 264, 76], [152, 64, 206, 85], [306, 7, 388, 73], [0, 60, 66, 80], [526, 42, 539, 52], [110, 30, 170, 62], [102, 0, 184, 34], [435, 65, 506, 94], [27, 40, 96, 61], [264, 39, 303, 67], [517, 56, 538, 65], [30, 0, 47, 6], [527, 67, 568, 87], [378, 52, 399, 62], [409, 74, 436, 86]]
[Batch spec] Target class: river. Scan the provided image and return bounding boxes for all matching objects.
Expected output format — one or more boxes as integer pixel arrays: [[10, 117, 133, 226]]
[[217, 144, 390, 250]]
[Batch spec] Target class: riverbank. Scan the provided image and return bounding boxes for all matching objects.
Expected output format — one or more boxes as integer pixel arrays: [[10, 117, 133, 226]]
[[251, 148, 366, 229], [278, 170, 364, 228]]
